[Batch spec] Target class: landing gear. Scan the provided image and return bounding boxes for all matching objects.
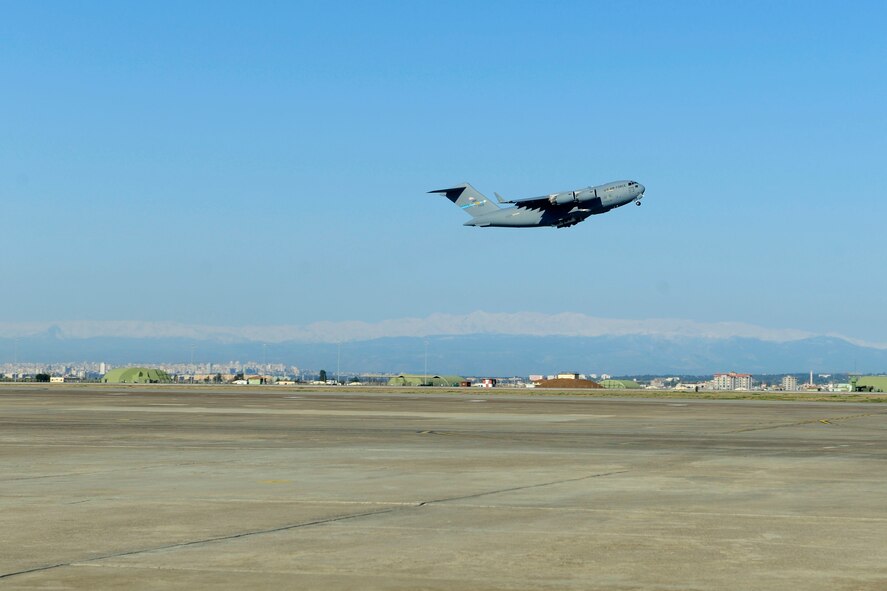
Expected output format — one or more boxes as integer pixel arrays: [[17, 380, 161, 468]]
[[635, 200, 642, 206]]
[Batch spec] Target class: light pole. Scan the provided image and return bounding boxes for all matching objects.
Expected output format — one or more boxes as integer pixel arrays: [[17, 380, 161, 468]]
[[424, 338, 428, 387], [336, 342, 341, 385]]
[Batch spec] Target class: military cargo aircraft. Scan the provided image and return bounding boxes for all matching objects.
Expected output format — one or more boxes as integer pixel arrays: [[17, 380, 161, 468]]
[[429, 180, 645, 228]]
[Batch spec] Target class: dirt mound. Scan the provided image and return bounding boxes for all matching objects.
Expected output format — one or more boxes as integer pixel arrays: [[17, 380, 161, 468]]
[[535, 378, 602, 389]]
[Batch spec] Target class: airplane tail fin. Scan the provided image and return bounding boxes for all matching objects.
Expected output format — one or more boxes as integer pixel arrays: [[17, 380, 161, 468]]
[[429, 183, 500, 218]]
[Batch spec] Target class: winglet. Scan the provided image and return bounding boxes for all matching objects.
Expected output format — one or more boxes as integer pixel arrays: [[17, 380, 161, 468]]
[[494, 192, 511, 204]]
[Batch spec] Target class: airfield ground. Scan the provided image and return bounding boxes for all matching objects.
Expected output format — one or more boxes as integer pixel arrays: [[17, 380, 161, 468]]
[[2, 384, 887, 590]]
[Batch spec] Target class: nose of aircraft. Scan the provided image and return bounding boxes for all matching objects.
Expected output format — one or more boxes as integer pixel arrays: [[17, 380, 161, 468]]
[[633, 183, 645, 207]]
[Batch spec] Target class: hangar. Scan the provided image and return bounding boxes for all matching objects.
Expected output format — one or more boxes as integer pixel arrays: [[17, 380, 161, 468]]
[[851, 376, 887, 392], [388, 374, 464, 387], [102, 367, 173, 384], [600, 379, 643, 389]]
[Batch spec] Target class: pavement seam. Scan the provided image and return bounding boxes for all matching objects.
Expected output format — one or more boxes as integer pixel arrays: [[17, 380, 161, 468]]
[[0, 462, 207, 483]]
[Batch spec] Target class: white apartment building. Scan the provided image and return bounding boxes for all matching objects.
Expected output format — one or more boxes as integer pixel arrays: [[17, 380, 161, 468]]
[[781, 375, 798, 391], [712, 372, 753, 390]]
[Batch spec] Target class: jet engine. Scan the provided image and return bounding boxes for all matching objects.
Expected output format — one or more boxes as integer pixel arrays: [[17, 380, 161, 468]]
[[548, 191, 579, 205]]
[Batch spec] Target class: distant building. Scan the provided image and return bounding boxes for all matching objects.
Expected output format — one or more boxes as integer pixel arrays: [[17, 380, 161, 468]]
[[557, 373, 580, 380], [781, 375, 798, 391], [712, 372, 753, 391], [675, 383, 705, 392]]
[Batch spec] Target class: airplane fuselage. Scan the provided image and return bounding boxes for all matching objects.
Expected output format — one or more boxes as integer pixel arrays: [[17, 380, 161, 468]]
[[430, 180, 645, 229], [465, 181, 644, 228]]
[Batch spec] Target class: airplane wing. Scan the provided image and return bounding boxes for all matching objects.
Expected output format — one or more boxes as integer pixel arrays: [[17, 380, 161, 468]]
[[494, 192, 558, 209]]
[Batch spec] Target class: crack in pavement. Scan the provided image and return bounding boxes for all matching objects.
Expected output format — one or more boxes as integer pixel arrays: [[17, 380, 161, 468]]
[[416, 470, 629, 506], [0, 469, 628, 580], [0, 507, 398, 581]]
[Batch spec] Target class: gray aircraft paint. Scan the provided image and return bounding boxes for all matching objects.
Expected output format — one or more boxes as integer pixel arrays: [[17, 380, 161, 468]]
[[429, 181, 645, 228]]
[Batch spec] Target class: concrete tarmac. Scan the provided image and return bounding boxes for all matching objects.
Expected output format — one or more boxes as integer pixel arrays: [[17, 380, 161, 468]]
[[2, 385, 887, 590]]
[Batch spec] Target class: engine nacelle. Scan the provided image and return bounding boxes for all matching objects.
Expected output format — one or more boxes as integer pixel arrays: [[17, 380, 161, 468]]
[[549, 191, 578, 205], [549, 189, 594, 206]]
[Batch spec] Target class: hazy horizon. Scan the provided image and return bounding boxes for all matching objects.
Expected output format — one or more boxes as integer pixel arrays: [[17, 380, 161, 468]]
[[0, 310, 882, 347]]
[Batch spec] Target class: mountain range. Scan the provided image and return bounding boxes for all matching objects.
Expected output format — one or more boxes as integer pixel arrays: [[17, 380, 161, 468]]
[[2, 313, 886, 375]]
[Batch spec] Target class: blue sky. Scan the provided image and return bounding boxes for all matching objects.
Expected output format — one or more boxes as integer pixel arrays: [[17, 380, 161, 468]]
[[2, 1, 886, 341]]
